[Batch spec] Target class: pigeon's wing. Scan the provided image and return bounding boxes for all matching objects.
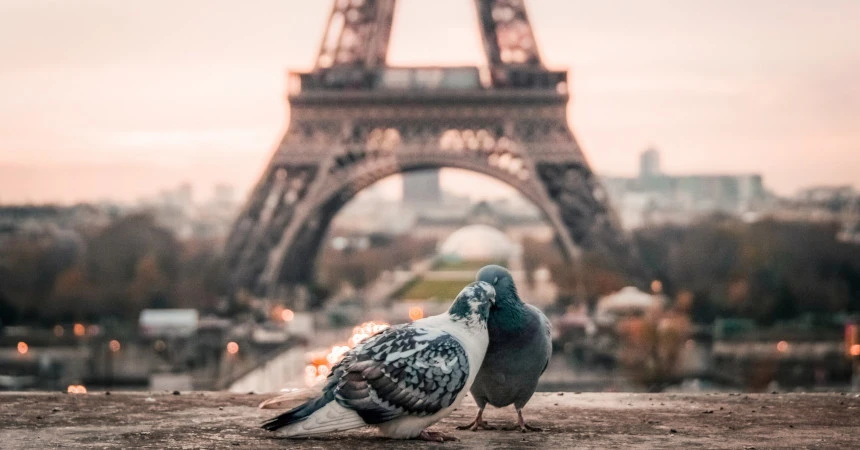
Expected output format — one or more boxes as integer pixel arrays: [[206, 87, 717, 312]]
[[328, 325, 470, 425], [319, 325, 403, 394], [527, 304, 553, 375]]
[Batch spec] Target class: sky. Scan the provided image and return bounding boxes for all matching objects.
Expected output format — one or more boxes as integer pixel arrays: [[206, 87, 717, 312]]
[[0, 0, 858, 204]]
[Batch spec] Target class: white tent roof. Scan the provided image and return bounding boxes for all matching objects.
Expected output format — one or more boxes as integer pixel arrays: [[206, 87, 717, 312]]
[[595, 286, 663, 316]]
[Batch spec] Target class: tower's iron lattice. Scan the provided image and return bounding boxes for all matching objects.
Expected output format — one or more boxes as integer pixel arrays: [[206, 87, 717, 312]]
[[225, 0, 641, 307]]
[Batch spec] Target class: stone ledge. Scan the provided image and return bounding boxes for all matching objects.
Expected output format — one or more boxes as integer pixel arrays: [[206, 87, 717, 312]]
[[0, 392, 857, 449]]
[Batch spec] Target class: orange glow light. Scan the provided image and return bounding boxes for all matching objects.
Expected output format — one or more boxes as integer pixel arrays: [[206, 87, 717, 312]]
[[851, 344, 860, 357], [73, 323, 86, 337], [226, 341, 239, 355], [409, 306, 424, 321], [348, 321, 390, 347], [304, 321, 390, 387], [777, 341, 789, 352], [17, 342, 29, 355], [327, 345, 350, 365], [270, 305, 284, 322], [109, 340, 121, 352], [281, 308, 295, 322], [650, 280, 663, 294], [67, 385, 87, 394]]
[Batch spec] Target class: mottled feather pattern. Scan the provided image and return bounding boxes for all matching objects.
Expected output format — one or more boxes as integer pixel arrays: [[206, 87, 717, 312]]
[[448, 280, 494, 329], [330, 325, 469, 424]]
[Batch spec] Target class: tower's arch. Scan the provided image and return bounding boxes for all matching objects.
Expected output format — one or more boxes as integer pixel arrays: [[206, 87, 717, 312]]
[[223, 0, 644, 307]]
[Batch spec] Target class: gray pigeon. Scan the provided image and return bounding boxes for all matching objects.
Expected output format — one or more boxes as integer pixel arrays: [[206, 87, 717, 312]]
[[457, 265, 552, 432], [261, 281, 495, 441]]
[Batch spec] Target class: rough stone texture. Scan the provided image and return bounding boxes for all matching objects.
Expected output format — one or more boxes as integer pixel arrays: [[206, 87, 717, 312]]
[[1, 391, 858, 449]]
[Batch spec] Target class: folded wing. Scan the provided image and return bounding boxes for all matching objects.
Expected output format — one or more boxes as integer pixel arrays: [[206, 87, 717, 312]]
[[329, 325, 470, 424]]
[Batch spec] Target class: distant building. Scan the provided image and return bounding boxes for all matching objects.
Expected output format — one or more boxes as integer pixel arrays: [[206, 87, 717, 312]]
[[602, 148, 771, 229], [795, 185, 855, 204], [411, 200, 552, 242], [136, 183, 240, 242], [212, 183, 236, 207], [0, 203, 118, 247], [138, 309, 199, 338], [402, 170, 442, 205], [332, 188, 413, 235], [0, 183, 240, 247], [438, 224, 515, 262], [776, 185, 860, 243], [639, 147, 662, 178]]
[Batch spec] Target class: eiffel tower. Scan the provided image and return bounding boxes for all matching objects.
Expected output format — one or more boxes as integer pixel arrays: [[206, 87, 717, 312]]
[[224, 0, 639, 307]]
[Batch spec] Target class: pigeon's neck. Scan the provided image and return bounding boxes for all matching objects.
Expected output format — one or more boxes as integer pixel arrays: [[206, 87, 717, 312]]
[[489, 294, 529, 334]]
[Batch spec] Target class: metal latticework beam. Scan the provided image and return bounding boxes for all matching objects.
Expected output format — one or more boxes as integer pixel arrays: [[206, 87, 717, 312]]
[[474, 0, 543, 67], [316, 0, 543, 70], [316, 0, 397, 69]]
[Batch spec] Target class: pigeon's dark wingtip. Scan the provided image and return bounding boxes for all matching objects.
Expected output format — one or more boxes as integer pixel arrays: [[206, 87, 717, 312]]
[[259, 394, 332, 432], [260, 416, 282, 431]]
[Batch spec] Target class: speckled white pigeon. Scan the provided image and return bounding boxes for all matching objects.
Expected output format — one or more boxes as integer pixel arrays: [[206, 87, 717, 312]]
[[261, 281, 495, 441], [457, 265, 552, 433]]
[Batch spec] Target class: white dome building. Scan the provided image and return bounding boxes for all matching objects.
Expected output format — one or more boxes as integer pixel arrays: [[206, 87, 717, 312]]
[[438, 224, 514, 262]]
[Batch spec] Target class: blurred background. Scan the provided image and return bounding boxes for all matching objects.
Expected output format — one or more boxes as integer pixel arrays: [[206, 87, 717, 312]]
[[1, 0, 858, 395]]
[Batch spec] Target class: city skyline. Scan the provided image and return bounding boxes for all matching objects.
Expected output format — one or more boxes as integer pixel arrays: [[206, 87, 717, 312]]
[[1, 0, 858, 204]]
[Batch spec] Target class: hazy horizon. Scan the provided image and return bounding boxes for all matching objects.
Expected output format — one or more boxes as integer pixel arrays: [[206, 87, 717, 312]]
[[1, 0, 858, 204]]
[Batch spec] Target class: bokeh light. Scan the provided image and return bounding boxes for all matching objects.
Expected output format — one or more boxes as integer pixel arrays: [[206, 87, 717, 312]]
[[281, 308, 295, 322], [304, 321, 390, 387], [348, 321, 390, 347], [67, 385, 87, 394], [408, 306, 424, 321], [109, 340, 121, 352], [17, 341, 28, 355], [226, 341, 240, 355]]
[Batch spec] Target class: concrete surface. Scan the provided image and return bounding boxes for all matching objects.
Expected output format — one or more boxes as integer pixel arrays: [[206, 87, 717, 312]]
[[1, 391, 858, 449]]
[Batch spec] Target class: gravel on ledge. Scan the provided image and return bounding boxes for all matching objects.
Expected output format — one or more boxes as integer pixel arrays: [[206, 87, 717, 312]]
[[1, 391, 858, 449]]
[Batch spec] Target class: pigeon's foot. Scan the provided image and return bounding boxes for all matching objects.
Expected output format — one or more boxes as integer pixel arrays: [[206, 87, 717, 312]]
[[518, 422, 543, 433], [456, 408, 496, 431], [516, 408, 543, 433], [456, 419, 496, 431], [418, 430, 459, 442]]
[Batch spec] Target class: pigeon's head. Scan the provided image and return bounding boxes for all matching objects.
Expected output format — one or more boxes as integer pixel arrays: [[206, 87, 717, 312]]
[[476, 264, 519, 307], [448, 281, 496, 326]]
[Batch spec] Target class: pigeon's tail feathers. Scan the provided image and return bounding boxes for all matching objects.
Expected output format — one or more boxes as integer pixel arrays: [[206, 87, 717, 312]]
[[270, 402, 366, 437], [261, 392, 335, 431]]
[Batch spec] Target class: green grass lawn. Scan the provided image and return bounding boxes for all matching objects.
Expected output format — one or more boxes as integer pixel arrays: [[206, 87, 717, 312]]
[[396, 278, 475, 301], [432, 259, 506, 271]]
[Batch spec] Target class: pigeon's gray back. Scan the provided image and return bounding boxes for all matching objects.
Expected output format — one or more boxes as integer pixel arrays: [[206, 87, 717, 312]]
[[470, 303, 552, 409]]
